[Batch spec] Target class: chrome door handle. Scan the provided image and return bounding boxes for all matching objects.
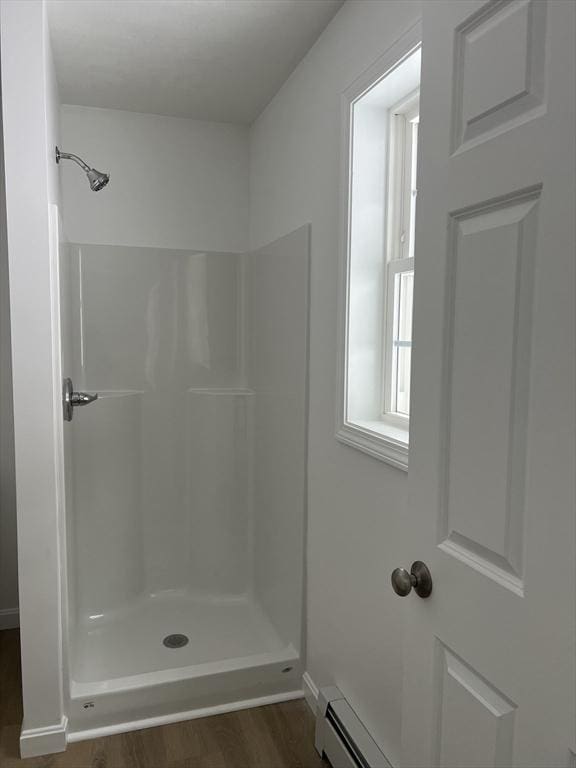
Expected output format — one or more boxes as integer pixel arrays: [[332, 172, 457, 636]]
[[391, 561, 432, 598], [63, 377, 98, 421]]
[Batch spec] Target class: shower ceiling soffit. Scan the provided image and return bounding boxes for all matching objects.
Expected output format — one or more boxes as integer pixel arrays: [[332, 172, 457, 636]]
[[47, 0, 344, 124]]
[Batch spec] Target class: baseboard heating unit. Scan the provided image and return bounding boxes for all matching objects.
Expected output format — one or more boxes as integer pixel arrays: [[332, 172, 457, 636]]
[[315, 687, 391, 768]]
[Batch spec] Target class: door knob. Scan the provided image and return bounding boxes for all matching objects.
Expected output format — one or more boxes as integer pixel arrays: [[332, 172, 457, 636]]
[[63, 377, 98, 421], [391, 561, 432, 598]]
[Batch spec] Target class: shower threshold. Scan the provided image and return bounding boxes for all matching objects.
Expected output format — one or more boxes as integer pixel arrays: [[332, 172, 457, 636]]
[[67, 591, 301, 739]]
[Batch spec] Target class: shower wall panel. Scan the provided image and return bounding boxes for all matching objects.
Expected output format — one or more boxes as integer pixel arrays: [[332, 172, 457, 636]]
[[64, 245, 251, 623], [249, 226, 310, 650], [74, 246, 244, 391], [185, 390, 254, 596], [72, 392, 143, 619]]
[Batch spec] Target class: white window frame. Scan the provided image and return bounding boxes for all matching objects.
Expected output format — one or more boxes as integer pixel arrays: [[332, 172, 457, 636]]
[[382, 91, 419, 429], [335, 23, 421, 471], [383, 257, 414, 424]]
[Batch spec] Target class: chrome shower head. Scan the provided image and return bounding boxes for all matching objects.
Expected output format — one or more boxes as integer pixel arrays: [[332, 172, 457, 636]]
[[86, 167, 110, 191], [55, 146, 110, 191]]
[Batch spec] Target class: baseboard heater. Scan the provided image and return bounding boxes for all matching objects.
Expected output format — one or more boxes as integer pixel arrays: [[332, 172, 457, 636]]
[[315, 687, 392, 768]]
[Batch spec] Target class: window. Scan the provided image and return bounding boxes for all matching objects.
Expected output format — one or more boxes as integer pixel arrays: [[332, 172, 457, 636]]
[[336, 33, 421, 470], [383, 92, 419, 425]]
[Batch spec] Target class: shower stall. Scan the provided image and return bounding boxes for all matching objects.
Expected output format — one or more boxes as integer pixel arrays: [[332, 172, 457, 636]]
[[58, 228, 309, 735]]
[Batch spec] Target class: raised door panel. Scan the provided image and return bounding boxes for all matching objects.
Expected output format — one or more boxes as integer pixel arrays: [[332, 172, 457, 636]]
[[452, 0, 547, 151], [439, 188, 539, 593], [434, 643, 517, 768]]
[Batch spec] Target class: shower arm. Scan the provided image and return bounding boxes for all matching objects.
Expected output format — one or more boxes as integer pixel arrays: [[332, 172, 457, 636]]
[[55, 147, 91, 173]]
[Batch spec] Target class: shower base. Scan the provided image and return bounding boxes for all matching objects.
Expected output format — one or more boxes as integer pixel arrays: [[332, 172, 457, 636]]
[[67, 591, 301, 740], [74, 591, 289, 681]]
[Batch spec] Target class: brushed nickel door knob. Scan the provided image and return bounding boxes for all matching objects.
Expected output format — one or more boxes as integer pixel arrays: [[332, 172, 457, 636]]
[[391, 561, 432, 598]]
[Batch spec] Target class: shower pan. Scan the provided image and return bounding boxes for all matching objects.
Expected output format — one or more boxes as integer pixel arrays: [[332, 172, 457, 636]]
[[59, 227, 310, 737]]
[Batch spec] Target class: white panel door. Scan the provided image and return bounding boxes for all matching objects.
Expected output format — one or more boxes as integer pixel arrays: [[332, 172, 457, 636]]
[[400, 1, 575, 766]]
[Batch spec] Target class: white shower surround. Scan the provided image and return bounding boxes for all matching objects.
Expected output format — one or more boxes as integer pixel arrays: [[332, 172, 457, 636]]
[[59, 231, 309, 736]]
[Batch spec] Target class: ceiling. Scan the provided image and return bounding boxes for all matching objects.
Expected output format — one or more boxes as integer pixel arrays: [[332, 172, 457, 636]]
[[47, 0, 344, 124]]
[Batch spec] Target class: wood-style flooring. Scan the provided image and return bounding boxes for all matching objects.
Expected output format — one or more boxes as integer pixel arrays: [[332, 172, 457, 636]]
[[0, 629, 324, 768]]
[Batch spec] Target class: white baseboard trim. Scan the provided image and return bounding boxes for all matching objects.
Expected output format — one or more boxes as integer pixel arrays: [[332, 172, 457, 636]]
[[68, 689, 304, 743], [20, 717, 68, 758], [302, 671, 319, 715], [0, 607, 19, 630]]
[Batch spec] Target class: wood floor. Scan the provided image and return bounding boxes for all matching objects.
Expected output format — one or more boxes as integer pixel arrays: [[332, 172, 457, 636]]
[[0, 629, 324, 768]]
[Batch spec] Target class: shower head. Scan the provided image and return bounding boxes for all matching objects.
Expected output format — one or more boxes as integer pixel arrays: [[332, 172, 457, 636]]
[[86, 167, 110, 192], [55, 146, 109, 191]]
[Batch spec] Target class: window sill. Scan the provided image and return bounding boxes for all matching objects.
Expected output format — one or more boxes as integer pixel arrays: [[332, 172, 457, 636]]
[[336, 419, 408, 471]]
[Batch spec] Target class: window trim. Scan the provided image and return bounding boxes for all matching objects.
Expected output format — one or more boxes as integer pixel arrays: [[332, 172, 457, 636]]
[[335, 22, 422, 472]]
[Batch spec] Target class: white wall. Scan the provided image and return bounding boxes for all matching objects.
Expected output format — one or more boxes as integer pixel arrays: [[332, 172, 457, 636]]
[[0, 0, 66, 755], [60, 105, 249, 253], [0, 56, 18, 630], [249, 2, 421, 763]]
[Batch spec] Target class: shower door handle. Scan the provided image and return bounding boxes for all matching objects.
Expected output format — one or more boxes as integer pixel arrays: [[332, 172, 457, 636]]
[[63, 377, 98, 421]]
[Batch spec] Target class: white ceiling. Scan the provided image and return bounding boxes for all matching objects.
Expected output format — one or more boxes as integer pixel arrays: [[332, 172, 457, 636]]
[[47, 0, 343, 124]]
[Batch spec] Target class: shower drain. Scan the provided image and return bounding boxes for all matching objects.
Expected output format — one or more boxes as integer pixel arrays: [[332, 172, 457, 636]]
[[163, 633, 189, 649]]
